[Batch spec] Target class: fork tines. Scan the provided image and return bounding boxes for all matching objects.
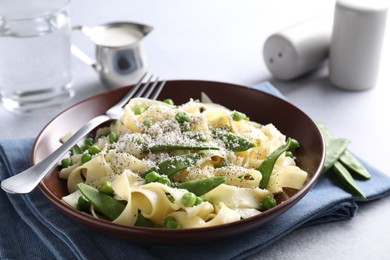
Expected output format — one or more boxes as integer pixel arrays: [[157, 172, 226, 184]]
[[132, 74, 166, 100]]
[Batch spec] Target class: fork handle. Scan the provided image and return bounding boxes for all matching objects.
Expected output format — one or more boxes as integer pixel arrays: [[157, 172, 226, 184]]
[[1, 115, 111, 194]]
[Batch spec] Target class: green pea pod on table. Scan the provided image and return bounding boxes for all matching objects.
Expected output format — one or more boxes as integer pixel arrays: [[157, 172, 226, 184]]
[[176, 176, 226, 196], [158, 152, 205, 177], [316, 121, 333, 143], [316, 122, 370, 198], [339, 150, 371, 179], [321, 138, 350, 174], [142, 144, 219, 153], [332, 161, 366, 198], [317, 122, 370, 179], [77, 183, 125, 221], [258, 137, 300, 189]]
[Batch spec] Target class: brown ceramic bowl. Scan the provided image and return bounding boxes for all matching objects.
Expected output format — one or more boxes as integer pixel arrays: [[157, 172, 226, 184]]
[[33, 80, 325, 244]]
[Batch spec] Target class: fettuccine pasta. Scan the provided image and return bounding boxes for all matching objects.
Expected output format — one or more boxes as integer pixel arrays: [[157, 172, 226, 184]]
[[59, 95, 308, 229]]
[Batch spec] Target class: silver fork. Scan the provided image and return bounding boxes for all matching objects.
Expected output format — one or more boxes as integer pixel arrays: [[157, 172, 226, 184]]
[[1, 74, 166, 194]]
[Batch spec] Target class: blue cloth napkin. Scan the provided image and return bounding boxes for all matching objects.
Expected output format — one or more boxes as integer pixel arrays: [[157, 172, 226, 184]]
[[1, 82, 390, 260]]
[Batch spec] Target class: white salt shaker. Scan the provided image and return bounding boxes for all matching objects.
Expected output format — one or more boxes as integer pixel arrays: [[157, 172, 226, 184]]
[[329, 0, 388, 91]]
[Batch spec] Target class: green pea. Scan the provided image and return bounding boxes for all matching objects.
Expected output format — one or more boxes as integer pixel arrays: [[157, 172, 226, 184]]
[[165, 220, 181, 229], [143, 118, 153, 127], [81, 153, 92, 164], [134, 106, 145, 115], [133, 136, 144, 144], [285, 151, 294, 158], [145, 171, 160, 183], [61, 158, 72, 168], [99, 181, 114, 195], [77, 195, 91, 212], [232, 111, 247, 121], [108, 132, 118, 144], [163, 98, 174, 105], [192, 133, 207, 142], [81, 144, 90, 151], [180, 122, 192, 132], [164, 216, 175, 224], [88, 145, 101, 155], [175, 112, 189, 123], [194, 196, 203, 206], [84, 137, 94, 146], [157, 176, 171, 186], [262, 195, 276, 210], [182, 192, 197, 207], [290, 138, 300, 149], [166, 193, 175, 203], [164, 216, 181, 229]]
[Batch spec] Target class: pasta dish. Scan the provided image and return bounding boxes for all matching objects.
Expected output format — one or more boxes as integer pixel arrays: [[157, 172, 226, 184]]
[[59, 96, 308, 229]]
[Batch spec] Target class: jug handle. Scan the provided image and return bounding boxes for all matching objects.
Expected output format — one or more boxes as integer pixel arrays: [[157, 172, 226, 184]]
[[71, 26, 98, 70]]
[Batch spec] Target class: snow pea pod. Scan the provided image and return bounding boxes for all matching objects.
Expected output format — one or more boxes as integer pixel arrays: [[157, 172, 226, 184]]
[[322, 138, 350, 174], [258, 137, 300, 189], [70, 144, 83, 155], [77, 183, 125, 221], [212, 130, 256, 152], [316, 121, 333, 144], [158, 152, 205, 176], [142, 145, 219, 153], [333, 161, 366, 198], [135, 214, 155, 228], [176, 176, 226, 196], [316, 122, 369, 198], [339, 150, 371, 179], [317, 122, 371, 179]]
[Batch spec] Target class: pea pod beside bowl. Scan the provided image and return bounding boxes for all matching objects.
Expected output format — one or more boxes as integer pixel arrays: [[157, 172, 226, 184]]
[[317, 122, 371, 198]]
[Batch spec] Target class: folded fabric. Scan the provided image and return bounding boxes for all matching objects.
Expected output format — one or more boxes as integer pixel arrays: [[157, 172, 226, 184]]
[[1, 82, 390, 260]]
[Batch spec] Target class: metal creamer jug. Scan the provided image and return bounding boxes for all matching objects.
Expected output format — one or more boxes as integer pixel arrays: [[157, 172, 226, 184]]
[[72, 21, 153, 89]]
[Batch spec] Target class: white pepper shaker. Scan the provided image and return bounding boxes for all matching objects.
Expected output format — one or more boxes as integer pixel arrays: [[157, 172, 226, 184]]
[[263, 17, 332, 81], [329, 0, 388, 91]]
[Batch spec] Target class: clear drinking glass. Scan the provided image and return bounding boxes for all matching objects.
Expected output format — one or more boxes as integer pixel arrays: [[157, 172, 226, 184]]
[[0, 0, 73, 113]]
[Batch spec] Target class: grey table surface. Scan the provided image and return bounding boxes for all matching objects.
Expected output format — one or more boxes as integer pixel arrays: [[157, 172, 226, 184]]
[[1, 0, 390, 259]]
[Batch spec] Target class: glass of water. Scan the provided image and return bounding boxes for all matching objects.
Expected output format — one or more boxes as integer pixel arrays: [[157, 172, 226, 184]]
[[0, 0, 73, 113]]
